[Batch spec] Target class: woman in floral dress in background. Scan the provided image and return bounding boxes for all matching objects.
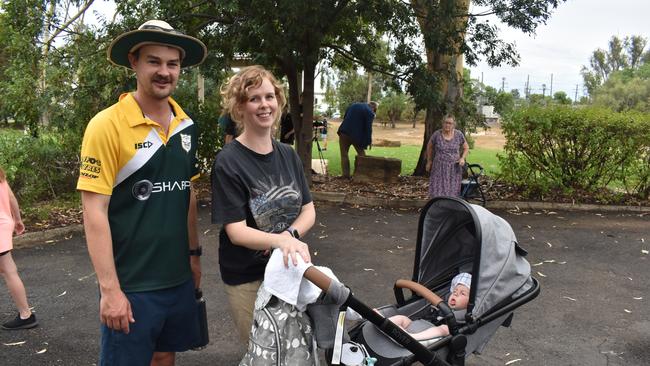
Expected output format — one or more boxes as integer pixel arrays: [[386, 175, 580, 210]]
[[426, 114, 469, 198]]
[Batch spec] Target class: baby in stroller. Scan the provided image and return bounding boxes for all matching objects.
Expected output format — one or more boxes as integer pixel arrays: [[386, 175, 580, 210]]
[[388, 273, 471, 345]]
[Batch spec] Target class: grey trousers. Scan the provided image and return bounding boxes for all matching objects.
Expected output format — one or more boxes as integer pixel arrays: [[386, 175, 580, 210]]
[[338, 132, 365, 178]]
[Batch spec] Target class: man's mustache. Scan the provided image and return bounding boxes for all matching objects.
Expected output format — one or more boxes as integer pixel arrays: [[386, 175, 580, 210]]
[[153, 76, 172, 83]]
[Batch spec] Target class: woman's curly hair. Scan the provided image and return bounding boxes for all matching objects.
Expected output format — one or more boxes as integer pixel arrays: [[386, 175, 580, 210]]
[[220, 65, 287, 133]]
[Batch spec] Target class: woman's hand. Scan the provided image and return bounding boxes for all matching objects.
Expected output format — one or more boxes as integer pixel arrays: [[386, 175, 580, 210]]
[[276, 231, 311, 268], [426, 161, 432, 173], [458, 157, 466, 166]]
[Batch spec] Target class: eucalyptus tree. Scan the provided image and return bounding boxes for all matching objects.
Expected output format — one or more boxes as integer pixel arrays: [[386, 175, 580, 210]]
[[0, 0, 104, 136], [581, 35, 649, 95], [0, 0, 45, 134], [408, 0, 566, 175]]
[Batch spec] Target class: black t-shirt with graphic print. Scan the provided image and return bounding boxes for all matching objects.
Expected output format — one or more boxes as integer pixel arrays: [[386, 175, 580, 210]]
[[211, 139, 312, 286]]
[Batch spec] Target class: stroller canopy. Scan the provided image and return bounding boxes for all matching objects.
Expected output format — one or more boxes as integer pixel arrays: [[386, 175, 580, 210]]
[[414, 197, 532, 319]]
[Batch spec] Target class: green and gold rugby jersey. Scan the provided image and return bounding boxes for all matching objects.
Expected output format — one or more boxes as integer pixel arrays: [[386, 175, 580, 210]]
[[77, 93, 199, 293]]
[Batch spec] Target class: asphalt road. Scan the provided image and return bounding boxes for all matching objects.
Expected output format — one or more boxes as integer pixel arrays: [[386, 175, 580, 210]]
[[1, 202, 648, 365]]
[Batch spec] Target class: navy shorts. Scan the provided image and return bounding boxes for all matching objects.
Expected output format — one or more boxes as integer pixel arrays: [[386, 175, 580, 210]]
[[99, 279, 199, 366]]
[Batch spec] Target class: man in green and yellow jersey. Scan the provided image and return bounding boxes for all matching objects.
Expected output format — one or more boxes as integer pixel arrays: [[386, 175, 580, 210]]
[[77, 20, 207, 366]]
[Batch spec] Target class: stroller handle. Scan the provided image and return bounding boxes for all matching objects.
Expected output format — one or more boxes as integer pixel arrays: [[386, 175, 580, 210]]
[[304, 266, 333, 291], [395, 279, 444, 306]]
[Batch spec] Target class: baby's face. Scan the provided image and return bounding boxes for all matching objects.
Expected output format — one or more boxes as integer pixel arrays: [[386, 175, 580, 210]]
[[447, 284, 469, 309]]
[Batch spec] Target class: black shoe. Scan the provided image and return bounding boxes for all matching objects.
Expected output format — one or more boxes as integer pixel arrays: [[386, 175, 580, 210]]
[[2, 313, 38, 330]]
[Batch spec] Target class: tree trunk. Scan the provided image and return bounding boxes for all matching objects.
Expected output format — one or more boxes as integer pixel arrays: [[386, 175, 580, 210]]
[[411, 0, 470, 176], [298, 60, 317, 185], [366, 72, 373, 103], [38, 0, 57, 128], [197, 73, 205, 104]]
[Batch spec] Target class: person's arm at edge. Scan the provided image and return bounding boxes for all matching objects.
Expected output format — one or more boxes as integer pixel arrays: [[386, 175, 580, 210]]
[[187, 185, 201, 289], [7, 185, 24, 235], [224, 202, 316, 267], [81, 191, 134, 333]]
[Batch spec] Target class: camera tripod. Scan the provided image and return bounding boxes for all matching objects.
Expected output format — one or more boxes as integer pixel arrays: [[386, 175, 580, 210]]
[[312, 127, 327, 175]]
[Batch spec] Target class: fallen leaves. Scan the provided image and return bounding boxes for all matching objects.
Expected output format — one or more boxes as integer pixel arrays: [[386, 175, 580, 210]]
[[77, 272, 96, 282], [3, 341, 26, 346]]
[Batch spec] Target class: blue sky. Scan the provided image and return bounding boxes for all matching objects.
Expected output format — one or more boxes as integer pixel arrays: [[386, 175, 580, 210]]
[[468, 0, 650, 99]]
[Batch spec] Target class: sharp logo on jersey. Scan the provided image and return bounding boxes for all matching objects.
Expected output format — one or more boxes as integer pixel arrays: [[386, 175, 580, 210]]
[[180, 133, 191, 153], [152, 180, 191, 193], [134, 141, 154, 150], [132, 180, 191, 200]]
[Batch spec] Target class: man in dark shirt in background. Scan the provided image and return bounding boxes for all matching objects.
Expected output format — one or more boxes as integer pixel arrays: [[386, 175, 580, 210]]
[[337, 101, 378, 178]]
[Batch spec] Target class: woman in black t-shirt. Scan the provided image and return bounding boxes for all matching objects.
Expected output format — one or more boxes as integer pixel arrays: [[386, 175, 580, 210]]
[[211, 65, 315, 341]]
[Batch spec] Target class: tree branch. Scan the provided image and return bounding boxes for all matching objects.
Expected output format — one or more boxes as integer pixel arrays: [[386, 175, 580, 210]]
[[324, 43, 407, 80], [44, 0, 96, 48]]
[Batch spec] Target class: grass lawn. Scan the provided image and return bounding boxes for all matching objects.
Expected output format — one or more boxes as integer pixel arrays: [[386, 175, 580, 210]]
[[312, 141, 502, 176]]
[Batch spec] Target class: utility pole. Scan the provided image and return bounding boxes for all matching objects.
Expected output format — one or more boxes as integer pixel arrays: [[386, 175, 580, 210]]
[[525, 75, 530, 99], [501, 77, 505, 92], [542, 83, 547, 97], [481, 71, 484, 84], [574, 84, 579, 104], [550, 73, 553, 96]]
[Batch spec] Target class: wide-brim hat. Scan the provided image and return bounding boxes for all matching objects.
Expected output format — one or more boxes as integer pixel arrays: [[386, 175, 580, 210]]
[[107, 20, 207, 69]]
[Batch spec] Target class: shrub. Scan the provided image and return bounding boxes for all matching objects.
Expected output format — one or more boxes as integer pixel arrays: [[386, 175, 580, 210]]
[[498, 106, 650, 198], [0, 129, 79, 204]]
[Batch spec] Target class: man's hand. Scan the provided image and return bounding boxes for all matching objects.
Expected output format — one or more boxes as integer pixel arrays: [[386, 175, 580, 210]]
[[100, 289, 134, 333]]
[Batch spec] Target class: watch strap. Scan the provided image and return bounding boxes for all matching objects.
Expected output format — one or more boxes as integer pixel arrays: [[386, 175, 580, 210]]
[[286, 226, 300, 239], [189, 246, 202, 256]]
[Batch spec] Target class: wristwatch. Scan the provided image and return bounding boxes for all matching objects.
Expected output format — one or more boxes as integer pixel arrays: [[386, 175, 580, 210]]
[[189, 246, 202, 256], [285, 226, 300, 239]]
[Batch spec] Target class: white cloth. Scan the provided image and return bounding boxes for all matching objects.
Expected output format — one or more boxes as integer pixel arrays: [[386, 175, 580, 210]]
[[263, 249, 338, 311]]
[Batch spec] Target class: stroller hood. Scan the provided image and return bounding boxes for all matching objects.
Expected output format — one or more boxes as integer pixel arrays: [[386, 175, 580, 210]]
[[413, 197, 532, 319], [471, 203, 531, 317]]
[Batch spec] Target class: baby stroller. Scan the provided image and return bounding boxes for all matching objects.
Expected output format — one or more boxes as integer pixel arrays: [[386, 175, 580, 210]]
[[460, 163, 486, 207], [305, 196, 540, 366]]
